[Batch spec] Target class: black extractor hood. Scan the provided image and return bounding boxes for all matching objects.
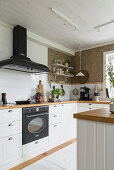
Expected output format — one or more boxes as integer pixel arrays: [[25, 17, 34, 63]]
[[0, 25, 50, 73]]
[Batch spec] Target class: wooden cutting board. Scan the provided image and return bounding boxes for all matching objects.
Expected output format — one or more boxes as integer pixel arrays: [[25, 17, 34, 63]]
[[36, 80, 45, 102]]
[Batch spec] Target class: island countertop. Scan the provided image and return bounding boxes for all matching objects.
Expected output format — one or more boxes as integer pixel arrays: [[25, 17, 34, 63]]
[[73, 108, 114, 123]]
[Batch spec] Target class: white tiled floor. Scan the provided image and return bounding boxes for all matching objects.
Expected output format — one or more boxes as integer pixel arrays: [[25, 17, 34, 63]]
[[22, 142, 77, 170]]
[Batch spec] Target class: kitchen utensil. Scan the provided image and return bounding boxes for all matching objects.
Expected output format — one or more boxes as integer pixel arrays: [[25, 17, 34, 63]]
[[15, 100, 31, 105], [36, 80, 45, 102]]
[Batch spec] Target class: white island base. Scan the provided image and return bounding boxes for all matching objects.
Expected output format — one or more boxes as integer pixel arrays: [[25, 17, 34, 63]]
[[77, 119, 114, 170]]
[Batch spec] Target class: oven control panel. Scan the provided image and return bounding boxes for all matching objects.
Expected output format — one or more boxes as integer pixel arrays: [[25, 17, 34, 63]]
[[23, 106, 49, 114]]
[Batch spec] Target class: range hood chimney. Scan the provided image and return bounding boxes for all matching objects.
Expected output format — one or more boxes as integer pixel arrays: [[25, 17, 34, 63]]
[[0, 25, 50, 73]]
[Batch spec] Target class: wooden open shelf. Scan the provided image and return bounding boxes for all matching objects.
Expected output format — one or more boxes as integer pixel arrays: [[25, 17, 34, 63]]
[[52, 63, 74, 70], [52, 72, 74, 78]]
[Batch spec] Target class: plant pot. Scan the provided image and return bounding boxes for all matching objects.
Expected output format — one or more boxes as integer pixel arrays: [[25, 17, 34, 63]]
[[110, 103, 114, 114], [51, 94, 57, 99]]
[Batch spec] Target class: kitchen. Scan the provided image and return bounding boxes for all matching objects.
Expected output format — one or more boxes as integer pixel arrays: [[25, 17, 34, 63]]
[[0, 1, 114, 170]]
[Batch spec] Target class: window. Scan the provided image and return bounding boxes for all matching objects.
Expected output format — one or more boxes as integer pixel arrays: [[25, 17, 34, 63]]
[[103, 51, 114, 98]]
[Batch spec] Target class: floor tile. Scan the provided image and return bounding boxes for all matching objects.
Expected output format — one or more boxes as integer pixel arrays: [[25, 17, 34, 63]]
[[22, 142, 76, 170]]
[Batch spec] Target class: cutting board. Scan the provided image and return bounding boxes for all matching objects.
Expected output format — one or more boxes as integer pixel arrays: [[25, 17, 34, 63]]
[[36, 80, 45, 102]]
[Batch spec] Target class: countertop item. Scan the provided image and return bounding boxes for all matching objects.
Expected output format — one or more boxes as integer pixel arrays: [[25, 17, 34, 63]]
[[15, 100, 31, 105], [0, 100, 110, 110], [36, 80, 45, 102], [73, 108, 114, 123]]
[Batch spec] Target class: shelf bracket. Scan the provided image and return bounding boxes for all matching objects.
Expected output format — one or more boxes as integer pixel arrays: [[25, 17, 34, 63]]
[[65, 77, 67, 83]]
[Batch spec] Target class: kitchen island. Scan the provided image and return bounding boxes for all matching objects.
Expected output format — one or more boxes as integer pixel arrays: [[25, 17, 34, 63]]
[[74, 108, 114, 170]]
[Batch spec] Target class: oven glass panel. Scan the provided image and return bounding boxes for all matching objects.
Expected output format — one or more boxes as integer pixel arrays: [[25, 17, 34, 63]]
[[28, 118, 45, 133]]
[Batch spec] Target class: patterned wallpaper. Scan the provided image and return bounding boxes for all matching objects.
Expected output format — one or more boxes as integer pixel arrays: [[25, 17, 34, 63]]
[[48, 43, 114, 84], [48, 48, 74, 83], [72, 43, 114, 83]]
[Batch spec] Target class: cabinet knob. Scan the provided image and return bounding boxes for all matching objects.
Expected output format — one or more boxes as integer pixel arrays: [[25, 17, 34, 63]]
[[35, 141, 39, 144], [54, 105, 57, 107], [54, 125, 57, 127], [8, 137, 13, 140], [8, 110, 13, 113], [54, 115, 57, 117], [62, 104, 64, 106], [8, 123, 13, 126]]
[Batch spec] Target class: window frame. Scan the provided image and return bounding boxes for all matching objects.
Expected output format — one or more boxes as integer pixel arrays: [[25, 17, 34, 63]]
[[103, 50, 114, 98]]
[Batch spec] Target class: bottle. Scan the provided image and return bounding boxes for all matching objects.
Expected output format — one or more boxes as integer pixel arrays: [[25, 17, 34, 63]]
[[2, 93, 7, 104]]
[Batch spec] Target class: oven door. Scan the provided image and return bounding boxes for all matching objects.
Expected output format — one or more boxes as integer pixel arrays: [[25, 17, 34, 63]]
[[22, 112, 49, 145]]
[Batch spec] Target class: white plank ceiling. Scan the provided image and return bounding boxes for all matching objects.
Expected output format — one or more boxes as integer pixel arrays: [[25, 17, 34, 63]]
[[0, 0, 114, 51]]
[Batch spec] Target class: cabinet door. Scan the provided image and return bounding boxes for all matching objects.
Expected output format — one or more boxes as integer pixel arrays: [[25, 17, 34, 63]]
[[106, 123, 114, 170], [0, 134, 22, 166], [49, 123, 63, 146], [62, 103, 77, 141]]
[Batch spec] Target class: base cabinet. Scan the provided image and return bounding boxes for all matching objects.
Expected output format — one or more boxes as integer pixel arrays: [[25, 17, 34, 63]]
[[77, 119, 114, 170], [62, 103, 77, 141], [49, 123, 63, 146], [0, 134, 22, 166], [49, 103, 77, 147]]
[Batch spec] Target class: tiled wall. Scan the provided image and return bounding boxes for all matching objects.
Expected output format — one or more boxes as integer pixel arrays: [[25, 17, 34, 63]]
[[71, 83, 103, 100]]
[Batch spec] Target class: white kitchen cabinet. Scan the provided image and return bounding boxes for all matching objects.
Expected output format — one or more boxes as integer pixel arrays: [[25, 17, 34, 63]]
[[0, 120, 22, 138], [106, 124, 114, 170], [49, 103, 77, 147], [49, 104, 63, 146], [49, 105, 62, 115], [0, 108, 22, 169], [78, 103, 109, 113], [77, 119, 114, 170], [0, 108, 22, 124], [0, 134, 22, 166], [49, 123, 63, 146], [23, 137, 49, 157], [62, 103, 77, 141], [49, 113, 62, 125]]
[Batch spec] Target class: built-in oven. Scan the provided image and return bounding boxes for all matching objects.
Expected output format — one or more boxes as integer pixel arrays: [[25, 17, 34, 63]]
[[22, 106, 49, 145]]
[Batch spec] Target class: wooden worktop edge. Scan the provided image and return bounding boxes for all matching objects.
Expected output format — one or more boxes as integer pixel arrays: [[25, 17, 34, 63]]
[[73, 109, 114, 124], [0, 100, 110, 110]]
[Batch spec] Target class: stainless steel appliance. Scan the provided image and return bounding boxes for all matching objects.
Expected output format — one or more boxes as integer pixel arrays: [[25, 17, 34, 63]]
[[22, 106, 49, 145]]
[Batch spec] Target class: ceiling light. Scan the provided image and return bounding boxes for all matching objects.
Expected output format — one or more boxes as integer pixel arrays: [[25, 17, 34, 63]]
[[51, 8, 79, 32], [76, 45, 85, 77]]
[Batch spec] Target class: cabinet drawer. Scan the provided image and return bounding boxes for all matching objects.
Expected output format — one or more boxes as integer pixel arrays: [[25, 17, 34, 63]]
[[49, 123, 63, 146], [0, 108, 22, 124], [0, 134, 22, 166], [79, 103, 90, 107], [49, 113, 62, 125], [0, 120, 22, 138], [23, 137, 49, 157], [91, 104, 104, 108], [49, 105, 62, 114]]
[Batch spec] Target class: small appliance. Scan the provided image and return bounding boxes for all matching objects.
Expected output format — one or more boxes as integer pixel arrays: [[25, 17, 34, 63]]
[[79, 86, 92, 100]]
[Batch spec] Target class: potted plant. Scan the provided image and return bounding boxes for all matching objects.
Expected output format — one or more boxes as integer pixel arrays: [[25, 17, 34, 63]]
[[51, 85, 65, 99], [106, 63, 114, 113]]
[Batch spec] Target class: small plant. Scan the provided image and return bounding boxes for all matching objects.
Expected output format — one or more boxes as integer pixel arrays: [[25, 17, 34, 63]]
[[51, 85, 65, 99], [106, 63, 114, 87], [70, 70, 76, 76]]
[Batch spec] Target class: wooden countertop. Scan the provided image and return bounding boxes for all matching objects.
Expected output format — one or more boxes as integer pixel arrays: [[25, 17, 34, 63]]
[[76, 100, 110, 104], [0, 100, 110, 110], [73, 108, 114, 123]]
